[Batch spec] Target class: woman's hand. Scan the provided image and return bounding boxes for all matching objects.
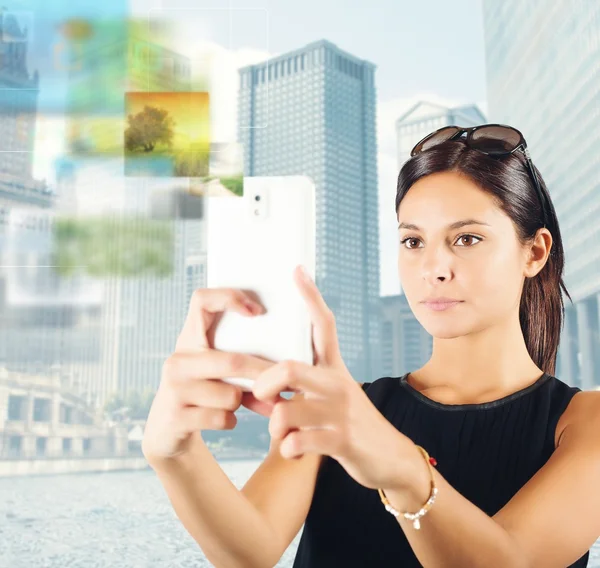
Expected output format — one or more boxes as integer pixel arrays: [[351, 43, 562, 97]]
[[142, 288, 283, 465], [252, 266, 417, 491]]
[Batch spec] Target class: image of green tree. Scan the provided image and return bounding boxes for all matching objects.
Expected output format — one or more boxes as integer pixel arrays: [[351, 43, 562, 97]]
[[125, 105, 175, 153]]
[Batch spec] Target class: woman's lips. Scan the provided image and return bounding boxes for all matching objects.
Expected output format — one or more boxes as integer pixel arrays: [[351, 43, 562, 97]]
[[422, 301, 463, 311]]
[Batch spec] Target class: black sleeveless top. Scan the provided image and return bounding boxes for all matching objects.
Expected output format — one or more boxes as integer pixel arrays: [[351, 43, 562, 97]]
[[292, 372, 589, 567]]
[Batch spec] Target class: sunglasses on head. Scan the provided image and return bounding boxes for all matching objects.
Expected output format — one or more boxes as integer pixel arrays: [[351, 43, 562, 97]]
[[410, 123, 548, 228]]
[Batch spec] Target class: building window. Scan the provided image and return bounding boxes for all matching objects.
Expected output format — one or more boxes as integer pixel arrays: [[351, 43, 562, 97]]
[[8, 395, 25, 420], [9, 435, 22, 455], [33, 398, 51, 422], [36, 437, 47, 456]]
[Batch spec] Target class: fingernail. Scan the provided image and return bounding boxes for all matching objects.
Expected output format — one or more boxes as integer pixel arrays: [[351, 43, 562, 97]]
[[245, 301, 263, 314], [299, 265, 311, 282]]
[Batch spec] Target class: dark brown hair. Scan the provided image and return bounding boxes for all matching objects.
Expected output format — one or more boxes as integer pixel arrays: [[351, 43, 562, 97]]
[[395, 139, 572, 376]]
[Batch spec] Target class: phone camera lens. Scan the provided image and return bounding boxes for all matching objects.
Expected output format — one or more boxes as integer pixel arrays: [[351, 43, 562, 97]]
[[254, 195, 261, 202]]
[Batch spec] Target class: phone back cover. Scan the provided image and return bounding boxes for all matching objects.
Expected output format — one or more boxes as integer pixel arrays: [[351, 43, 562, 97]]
[[206, 176, 316, 367]]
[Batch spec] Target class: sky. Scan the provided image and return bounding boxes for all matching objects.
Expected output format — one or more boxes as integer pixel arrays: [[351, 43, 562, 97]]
[[31, 0, 489, 296]]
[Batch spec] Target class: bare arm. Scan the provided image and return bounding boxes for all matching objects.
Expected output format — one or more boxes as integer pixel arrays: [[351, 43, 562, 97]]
[[241, 394, 325, 563], [382, 394, 600, 567], [150, 431, 281, 568], [383, 442, 526, 568], [143, 286, 328, 567], [151, 390, 323, 568]]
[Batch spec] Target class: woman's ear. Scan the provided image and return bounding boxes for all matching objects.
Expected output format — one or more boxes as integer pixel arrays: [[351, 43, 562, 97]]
[[524, 228, 553, 278]]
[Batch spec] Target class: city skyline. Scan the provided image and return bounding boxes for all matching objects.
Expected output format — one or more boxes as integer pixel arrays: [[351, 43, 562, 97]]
[[31, 0, 488, 297]]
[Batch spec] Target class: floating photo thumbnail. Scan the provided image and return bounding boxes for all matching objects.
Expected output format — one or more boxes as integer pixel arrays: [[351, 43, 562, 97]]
[[189, 142, 244, 197], [124, 92, 210, 178]]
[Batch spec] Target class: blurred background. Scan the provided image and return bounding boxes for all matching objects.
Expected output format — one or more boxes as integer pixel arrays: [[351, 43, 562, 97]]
[[0, 0, 599, 566]]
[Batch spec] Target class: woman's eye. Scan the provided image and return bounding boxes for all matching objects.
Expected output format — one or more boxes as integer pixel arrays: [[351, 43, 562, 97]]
[[456, 235, 481, 246], [400, 234, 481, 249], [400, 237, 421, 249]]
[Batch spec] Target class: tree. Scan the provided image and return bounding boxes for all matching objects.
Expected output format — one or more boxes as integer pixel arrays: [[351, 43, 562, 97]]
[[103, 389, 156, 420], [104, 393, 125, 414], [125, 105, 175, 153]]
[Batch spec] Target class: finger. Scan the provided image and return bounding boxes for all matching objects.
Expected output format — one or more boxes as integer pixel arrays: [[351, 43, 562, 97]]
[[293, 266, 342, 366], [239, 391, 285, 418], [178, 405, 237, 434], [242, 390, 305, 418], [252, 360, 337, 401], [279, 428, 340, 460], [164, 350, 276, 385], [177, 379, 244, 411], [269, 397, 333, 441], [176, 288, 264, 351]]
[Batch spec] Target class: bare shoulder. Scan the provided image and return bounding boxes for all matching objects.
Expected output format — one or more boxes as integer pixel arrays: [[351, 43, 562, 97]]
[[556, 389, 600, 448]]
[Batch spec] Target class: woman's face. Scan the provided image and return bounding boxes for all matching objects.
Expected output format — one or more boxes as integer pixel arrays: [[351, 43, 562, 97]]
[[396, 171, 531, 339]]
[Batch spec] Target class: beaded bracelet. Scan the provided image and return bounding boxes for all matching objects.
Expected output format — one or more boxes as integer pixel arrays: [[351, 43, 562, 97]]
[[378, 445, 438, 530]]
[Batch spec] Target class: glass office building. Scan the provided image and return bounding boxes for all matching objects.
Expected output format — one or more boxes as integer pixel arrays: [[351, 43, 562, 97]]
[[482, 0, 600, 388], [238, 39, 381, 381], [395, 102, 486, 172]]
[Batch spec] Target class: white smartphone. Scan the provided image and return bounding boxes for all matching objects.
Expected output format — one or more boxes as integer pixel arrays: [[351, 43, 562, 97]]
[[206, 175, 316, 393]]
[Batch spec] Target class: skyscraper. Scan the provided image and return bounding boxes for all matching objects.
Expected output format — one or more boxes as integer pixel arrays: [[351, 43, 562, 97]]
[[238, 39, 381, 382], [482, 0, 600, 389], [0, 8, 50, 208], [395, 102, 486, 171], [0, 8, 40, 182]]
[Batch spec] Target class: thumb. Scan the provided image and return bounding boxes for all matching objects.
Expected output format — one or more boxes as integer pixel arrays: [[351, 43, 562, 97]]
[[240, 391, 285, 418]]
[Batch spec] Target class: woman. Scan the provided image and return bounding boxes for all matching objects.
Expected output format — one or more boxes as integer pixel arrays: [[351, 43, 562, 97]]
[[143, 124, 599, 567]]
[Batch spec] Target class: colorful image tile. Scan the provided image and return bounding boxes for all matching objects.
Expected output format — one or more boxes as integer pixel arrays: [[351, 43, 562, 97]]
[[2, 207, 105, 308], [149, 187, 204, 220], [124, 91, 210, 178], [67, 115, 125, 156], [0, 1, 129, 113], [189, 142, 244, 197], [66, 18, 180, 116], [51, 215, 175, 278], [65, 17, 200, 157]]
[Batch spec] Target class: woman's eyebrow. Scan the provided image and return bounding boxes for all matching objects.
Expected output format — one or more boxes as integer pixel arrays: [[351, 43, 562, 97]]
[[397, 219, 491, 231]]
